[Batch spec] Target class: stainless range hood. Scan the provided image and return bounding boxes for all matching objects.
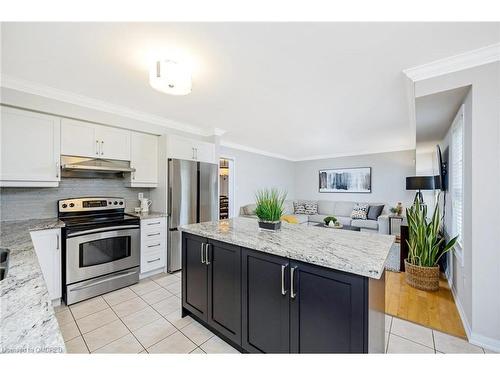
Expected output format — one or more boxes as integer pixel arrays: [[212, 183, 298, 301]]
[[61, 156, 135, 178]]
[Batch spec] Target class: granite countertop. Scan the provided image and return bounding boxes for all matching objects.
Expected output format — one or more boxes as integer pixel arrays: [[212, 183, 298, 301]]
[[126, 211, 167, 220], [0, 218, 66, 353], [180, 217, 395, 279]]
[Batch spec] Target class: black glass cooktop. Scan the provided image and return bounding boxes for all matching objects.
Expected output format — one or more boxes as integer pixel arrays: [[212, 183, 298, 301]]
[[59, 213, 139, 228]]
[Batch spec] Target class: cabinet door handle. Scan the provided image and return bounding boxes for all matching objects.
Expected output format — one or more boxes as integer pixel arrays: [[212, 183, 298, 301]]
[[147, 243, 161, 248], [56, 234, 60, 250], [281, 264, 288, 296], [96, 140, 99, 155], [205, 243, 210, 265], [101, 140, 104, 155], [147, 258, 161, 263], [147, 221, 161, 226], [192, 147, 196, 160], [195, 148, 198, 160], [200, 243, 206, 264], [147, 232, 161, 237], [290, 266, 298, 299], [56, 161, 60, 178]]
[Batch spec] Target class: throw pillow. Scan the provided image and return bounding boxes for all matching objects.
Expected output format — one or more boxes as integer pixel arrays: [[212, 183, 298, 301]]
[[293, 202, 307, 215], [243, 204, 256, 216], [367, 205, 384, 220], [304, 202, 318, 215], [351, 203, 369, 220], [281, 215, 299, 224]]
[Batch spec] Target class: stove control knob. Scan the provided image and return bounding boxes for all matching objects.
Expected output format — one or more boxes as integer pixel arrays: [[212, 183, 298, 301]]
[[69, 203, 75, 208], [114, 201, 118, 205], [119, 201, 123, 205], [62, 203, 67, 208], [108, 201, 112, 205]]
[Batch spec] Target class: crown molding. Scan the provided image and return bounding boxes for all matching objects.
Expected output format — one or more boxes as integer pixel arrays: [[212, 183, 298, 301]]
[[220, 140, 296, 161], [2, 75, 415, 163], [221, 140, 414, 162], [403, 43, 500, 82], [0, 74, 209, 136], [213, 127, 227, 136], [294, 146, 415, 162]]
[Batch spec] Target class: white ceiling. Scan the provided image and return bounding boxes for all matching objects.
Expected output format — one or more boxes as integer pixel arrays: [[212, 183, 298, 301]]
[[1, 22, 499, 160], [415, 86, 470, 144]]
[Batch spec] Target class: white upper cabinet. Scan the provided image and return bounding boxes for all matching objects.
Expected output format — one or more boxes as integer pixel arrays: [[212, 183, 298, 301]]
[[95, 125, 131, 161], [166, 135, 216, 164], [61, 119, 131, 161], [129, 132, 158, 187], [195, 141, 216, 164], [61, 118, 97, 158], [1, 106, 61, 187]]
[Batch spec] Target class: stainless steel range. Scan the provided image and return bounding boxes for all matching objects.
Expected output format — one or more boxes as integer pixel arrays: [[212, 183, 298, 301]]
[[58, 197, 140, 305]]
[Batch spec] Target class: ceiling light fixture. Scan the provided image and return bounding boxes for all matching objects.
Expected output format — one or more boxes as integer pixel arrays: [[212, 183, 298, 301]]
[[149, 59, 192, 95]]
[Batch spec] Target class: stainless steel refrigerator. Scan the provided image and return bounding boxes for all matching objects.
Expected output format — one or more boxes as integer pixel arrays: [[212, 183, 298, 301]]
[[167, 159, 218, 272]]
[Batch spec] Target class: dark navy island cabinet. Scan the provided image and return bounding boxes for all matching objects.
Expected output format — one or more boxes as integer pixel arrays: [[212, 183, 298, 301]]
[[182, 232, 385, 354]]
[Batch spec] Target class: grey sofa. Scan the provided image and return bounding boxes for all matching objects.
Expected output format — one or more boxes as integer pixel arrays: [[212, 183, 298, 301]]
[[240, 199, 390, 234]]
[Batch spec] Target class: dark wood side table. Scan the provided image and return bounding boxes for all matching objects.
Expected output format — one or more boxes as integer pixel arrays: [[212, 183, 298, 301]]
[[400, 219, 408, 271], [388, 215, 404, 235]]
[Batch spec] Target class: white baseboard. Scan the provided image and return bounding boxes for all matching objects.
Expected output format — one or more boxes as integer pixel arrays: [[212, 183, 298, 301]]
[[446, 275, 472, 339], [447, 275, 500, 352], [469, 333, 500, 353], [139, 268, 165, 280]]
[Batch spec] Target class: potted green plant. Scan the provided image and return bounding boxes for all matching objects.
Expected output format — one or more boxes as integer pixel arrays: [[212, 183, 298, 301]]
[[323, 216, 338, 227], [405, 198, 458, 291], [255, 188, 287, 231]]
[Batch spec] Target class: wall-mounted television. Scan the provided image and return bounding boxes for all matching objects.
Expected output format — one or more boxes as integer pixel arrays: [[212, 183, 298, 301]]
[[435, 145, 448, 191]]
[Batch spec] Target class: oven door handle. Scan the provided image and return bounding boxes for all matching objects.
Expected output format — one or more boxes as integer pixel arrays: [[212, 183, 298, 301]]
[[66, 225, 140, 238], [68, 269, 138, 291]]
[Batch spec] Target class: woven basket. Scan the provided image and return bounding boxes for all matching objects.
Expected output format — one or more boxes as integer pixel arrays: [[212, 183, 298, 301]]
[[404, 260, 440, 291]]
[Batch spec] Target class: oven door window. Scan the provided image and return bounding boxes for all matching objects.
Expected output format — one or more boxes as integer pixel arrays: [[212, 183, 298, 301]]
[[79, 236, 131, 268]]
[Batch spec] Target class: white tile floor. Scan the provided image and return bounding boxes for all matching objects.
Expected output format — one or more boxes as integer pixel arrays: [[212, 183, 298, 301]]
[[385, 314, 493, 354], [55, 271, 238, 354], [55, 271, 496, 354]]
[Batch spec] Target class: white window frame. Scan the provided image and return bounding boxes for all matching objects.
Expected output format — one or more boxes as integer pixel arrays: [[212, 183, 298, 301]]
[[450, 104, 464, 264]]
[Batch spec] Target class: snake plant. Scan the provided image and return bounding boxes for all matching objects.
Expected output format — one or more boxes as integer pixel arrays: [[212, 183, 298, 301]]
[[255, 188, 287, 222], [406, 197, 458, 267]]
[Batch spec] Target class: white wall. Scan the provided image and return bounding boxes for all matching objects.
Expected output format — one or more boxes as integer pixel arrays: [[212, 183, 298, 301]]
[[219, 146, 296, 213], [438, 88, 473, 332], [415, 62, 500, 351], [294, 150, 415, 208]]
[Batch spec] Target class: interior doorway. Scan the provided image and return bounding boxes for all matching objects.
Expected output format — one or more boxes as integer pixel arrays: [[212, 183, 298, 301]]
[[219, 157, 235, 219]]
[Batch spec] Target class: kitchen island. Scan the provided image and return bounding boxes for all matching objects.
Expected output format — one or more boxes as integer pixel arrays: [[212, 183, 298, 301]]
[[179, 217, 394, 353]]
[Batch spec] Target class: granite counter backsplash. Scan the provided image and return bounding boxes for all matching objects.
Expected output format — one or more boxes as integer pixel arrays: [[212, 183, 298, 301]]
[[0, 218, 66, 353]]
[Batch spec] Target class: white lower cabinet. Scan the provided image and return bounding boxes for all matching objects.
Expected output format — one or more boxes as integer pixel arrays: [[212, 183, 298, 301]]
[[30, 229, 62, 302], [140, 217, 166, 275]]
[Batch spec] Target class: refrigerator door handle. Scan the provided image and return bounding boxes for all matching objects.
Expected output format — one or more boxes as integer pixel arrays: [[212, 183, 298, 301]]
[[168, 186, 172, 216]]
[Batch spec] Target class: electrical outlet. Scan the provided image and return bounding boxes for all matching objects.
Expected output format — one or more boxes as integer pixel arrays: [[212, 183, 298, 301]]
[[138, 192, 144, 200]]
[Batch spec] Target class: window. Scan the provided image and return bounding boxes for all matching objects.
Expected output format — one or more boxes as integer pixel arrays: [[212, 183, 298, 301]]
[[451, 105, 464, 248]]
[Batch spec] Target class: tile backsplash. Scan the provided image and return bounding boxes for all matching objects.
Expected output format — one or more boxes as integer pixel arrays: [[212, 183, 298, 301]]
[[0, 178, 152, 221]]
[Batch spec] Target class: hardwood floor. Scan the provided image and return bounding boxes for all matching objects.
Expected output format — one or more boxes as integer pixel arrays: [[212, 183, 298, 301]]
[[385, 271, 467, 339]]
